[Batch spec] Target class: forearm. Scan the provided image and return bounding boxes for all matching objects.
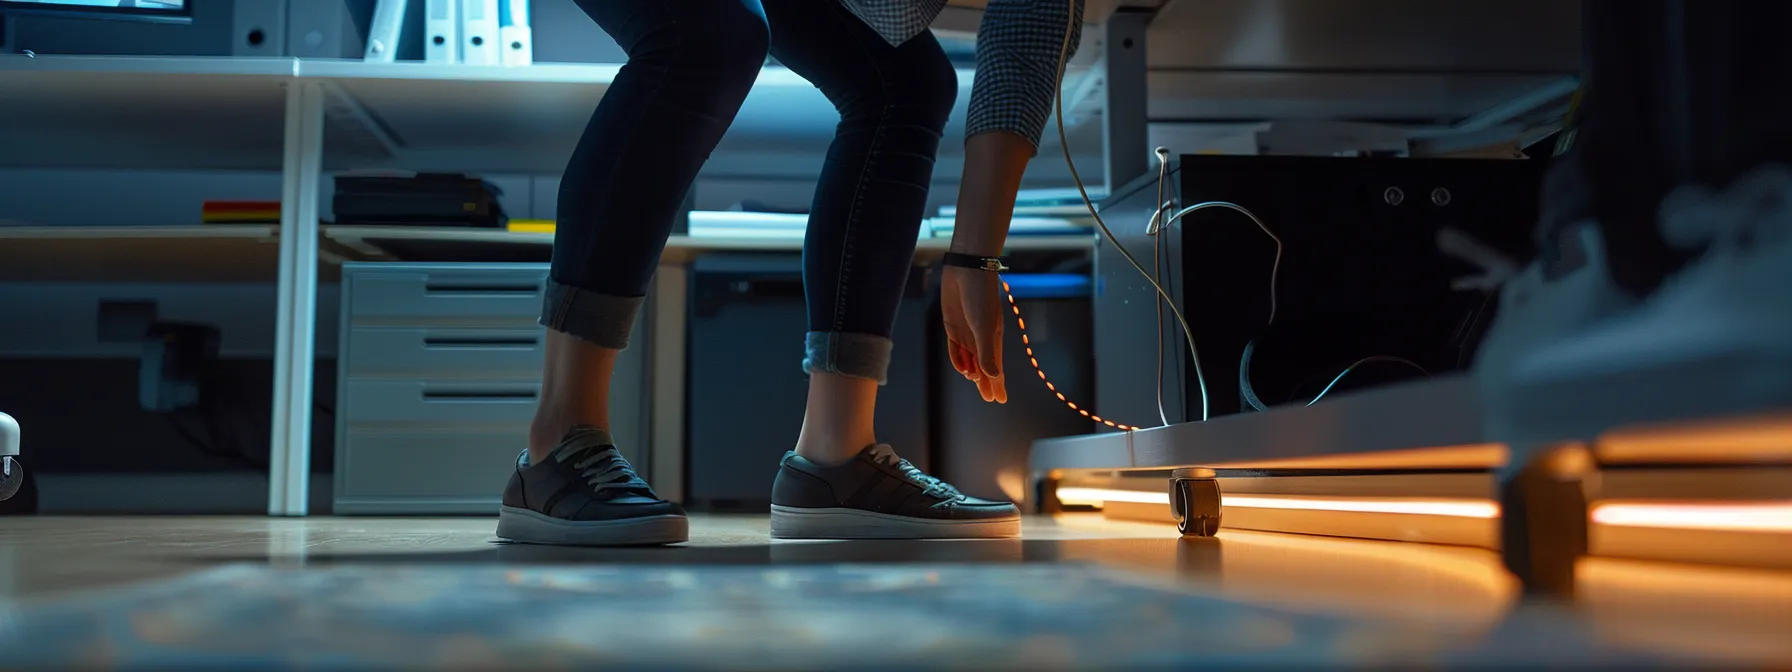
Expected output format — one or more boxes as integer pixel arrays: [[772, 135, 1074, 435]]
[[949, 131, 1035, 256], [952, 0, 1084, 257]]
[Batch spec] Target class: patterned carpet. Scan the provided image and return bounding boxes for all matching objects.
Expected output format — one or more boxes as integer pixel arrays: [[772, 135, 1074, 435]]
[[0, 563, 1670, 670]]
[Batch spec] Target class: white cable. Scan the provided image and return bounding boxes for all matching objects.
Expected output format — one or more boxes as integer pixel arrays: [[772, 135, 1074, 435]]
[[1159, 201, 1284, 326], [1052, 0, 1210, 422], [1150, 153, 1172, 427], [1306, 356, 1430, 406]]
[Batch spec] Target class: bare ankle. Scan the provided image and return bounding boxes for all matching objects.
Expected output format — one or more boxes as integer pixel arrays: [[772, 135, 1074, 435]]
[[794, 429, 875, 466], [798, 372, 879, 464]]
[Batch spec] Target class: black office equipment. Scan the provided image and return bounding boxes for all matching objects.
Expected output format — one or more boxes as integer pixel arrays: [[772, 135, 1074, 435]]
[[1094, 154, 1543, 423], [333, 174, 509, 229]]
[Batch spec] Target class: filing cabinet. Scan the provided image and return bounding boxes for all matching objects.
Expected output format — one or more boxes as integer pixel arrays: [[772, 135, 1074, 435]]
[[332, 263, 649, 514]]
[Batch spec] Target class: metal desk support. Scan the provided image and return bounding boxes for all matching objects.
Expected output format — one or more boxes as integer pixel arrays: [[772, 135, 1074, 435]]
[[268, 80, 326, 516], [1101, 9, 1152, 191]]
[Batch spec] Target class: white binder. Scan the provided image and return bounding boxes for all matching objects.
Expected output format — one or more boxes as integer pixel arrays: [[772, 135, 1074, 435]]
[[498, 0, 533, 67], [460, 0, 501, 66], [425, 0, 459, 64], [364, 0, 409, 63]]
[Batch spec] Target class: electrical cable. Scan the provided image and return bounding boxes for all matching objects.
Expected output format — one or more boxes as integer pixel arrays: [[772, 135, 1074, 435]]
[[1002, 282, 1142, 431], [1045, 0, 1211, 423], [1150, 156, 1172, 427], [1304, 356, 1431, 406]]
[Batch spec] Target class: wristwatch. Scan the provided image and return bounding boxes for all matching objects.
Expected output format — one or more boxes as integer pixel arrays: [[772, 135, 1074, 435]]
[[942, 252, 1009, 273]]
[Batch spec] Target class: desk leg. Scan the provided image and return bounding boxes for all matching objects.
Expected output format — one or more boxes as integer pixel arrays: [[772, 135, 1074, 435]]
[[647, 264, 689, 504], [268, 81, 327, 517]]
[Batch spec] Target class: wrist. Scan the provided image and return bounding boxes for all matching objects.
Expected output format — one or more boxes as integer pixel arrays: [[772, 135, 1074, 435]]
[[942, 251, 1009, 273], [948, 238, 1002, 257]]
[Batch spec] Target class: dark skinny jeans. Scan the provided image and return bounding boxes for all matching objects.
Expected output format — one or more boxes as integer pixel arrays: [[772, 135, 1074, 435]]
[[542, 0, 958, 384]]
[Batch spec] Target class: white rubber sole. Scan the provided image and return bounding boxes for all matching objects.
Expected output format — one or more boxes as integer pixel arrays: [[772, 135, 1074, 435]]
[[496, 506, 689, 546], [769, 505, 1021, 540]]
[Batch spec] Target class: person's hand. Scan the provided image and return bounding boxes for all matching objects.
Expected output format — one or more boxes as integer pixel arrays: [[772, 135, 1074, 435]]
[[940, 265, 1007, 403]]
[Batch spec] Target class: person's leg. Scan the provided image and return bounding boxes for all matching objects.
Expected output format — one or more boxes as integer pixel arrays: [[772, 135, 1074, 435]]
[[530, 0, 769, 460], [759, 0, 957, 464], [499, 0, 769, 547], [760, 0, 1019, 539]]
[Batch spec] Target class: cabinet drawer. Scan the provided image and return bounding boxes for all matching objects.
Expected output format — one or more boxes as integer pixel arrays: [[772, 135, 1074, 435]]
[[343, 327, 545, 379], [342, 380, 539, 427], [347, 266, 546, 323], [334, 430, 523, 512]]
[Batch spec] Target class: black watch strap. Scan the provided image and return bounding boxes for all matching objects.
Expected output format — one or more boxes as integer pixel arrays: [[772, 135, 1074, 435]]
[[942, 252, 1009, 273]]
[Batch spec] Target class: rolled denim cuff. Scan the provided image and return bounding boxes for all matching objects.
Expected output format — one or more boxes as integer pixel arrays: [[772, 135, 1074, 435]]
[[802, 331, 894, 385], [539, 278, 644, 350]]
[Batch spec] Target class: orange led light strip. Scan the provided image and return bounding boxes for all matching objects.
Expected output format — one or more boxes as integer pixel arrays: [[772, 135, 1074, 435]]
[[1003, 280, 1142, 431], [1054, 487, 1501, 518]]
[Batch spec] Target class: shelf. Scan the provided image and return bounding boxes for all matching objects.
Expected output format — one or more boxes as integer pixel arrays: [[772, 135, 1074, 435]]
[[1142, 0, 1579, 139], [1030, 376, 1502, 473], [0, 224, 293, 283], [0, 53, 1103, 176]]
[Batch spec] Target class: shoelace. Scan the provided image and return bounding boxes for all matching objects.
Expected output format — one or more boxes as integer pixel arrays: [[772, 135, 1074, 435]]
[[565, 444, 653, 495], [866, 445, 962, 501]]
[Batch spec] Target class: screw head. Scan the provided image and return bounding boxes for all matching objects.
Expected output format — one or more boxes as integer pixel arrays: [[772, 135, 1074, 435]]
[[1431, 187, 1453, 206], [1383, 187, 1406, 206]]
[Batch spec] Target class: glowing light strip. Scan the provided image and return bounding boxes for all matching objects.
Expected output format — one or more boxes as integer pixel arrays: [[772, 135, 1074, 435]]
[[1003, 281, 1141, 431], [1055, 487, 1501, 518], [1592, 502, 1792, 533]]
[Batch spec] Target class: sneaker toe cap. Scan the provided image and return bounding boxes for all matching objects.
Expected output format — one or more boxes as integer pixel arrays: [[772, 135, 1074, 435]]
[[950, 496, 1019, 520], [575, 496, 685, 521]]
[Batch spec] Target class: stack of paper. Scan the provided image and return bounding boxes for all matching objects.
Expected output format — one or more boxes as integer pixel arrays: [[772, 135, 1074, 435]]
[[927, 188, 1103, 238], [686, 211, 810, 239]]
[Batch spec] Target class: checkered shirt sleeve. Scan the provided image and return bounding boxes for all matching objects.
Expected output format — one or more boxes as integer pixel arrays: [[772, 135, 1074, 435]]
[[968, 0, 1084, 149]]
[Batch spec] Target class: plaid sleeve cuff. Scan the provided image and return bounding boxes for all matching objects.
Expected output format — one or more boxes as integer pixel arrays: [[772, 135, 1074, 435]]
[[966, 0, 1085, 149]]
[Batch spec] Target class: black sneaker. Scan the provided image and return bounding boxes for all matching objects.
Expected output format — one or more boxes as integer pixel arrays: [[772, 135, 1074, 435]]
[[769, 444, 1020, 539], [496, 426, 688, 546]]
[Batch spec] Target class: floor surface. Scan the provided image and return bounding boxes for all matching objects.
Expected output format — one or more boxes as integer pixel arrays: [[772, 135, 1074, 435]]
[[2, 515, 1789, 669]]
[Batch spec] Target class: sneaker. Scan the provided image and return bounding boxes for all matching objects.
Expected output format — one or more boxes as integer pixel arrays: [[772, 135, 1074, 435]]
[[1467, 166, 1792, 462], [1462, 222, 1641, 449], [769, 444, 1021, 539], [1500, 167, 1792, 426], [496, 427, 688, 546]]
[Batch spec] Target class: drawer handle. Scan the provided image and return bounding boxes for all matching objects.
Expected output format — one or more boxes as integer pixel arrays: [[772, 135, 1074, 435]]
[[424, 283, 541, 296], [423, 336, 540, 349], [422, 390, 539, 402]]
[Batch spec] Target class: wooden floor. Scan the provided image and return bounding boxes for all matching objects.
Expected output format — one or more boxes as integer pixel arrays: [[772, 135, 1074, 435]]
[[2, 514, 1790, 667]]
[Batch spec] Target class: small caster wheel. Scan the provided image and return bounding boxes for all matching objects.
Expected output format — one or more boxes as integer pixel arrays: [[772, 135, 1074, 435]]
[[1169, 468, 1222, 537], [0, 456, 21, 503]]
